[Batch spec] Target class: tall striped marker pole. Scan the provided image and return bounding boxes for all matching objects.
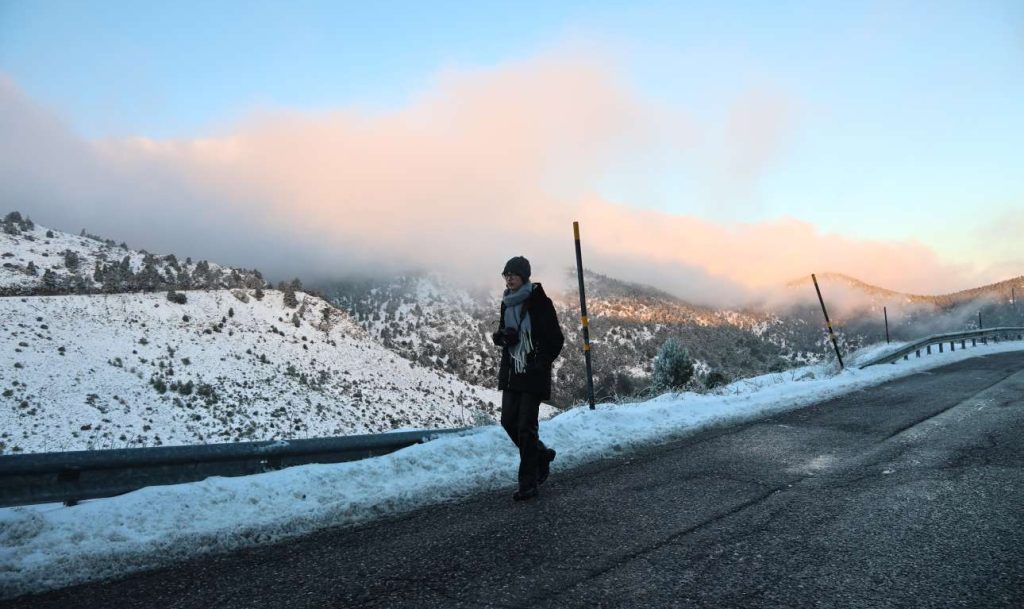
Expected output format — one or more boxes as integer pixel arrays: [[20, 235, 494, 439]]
[[812, 273, 844, 369], [884, 306, 890, 344], [573, 221, 596, 409]]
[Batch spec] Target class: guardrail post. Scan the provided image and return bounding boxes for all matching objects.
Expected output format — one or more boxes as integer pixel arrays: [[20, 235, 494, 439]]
[[916, 349, 920, 357], [972, 338, 977, 347], [949, 341, 954, 351], [927, 345, 932, 354], [961, 339, 965, 349], [939, 342, 944, 353]]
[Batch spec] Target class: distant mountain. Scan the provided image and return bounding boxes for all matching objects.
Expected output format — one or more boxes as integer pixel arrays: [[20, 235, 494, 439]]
[[930, 276, 1023, 309], [783, 272, 1024, 343], [317, 269, 1024, 408], [786, 272, 1024, 310], [0, 215, 509, 454], [315, 270, 822, 407]]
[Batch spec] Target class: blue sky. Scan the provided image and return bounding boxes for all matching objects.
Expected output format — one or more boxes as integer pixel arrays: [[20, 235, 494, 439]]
[[1, 0, 1022, 289]]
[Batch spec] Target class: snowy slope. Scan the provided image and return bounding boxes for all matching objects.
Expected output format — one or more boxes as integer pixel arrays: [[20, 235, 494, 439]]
[[0, 212, 263, 295], [0, 215, 522, 454], [320, 271, 812, 407], [0, 289, 505, 454]]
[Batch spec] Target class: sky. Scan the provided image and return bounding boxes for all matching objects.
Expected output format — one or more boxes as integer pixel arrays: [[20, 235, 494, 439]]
[[1, 0, 1022, 304]]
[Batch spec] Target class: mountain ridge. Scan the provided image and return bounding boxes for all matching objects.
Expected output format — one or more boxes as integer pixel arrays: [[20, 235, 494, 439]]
[[786, 271, 1024, 307]]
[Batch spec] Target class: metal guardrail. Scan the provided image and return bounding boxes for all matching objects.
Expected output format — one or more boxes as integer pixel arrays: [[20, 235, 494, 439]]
[[859, 327, 1024, 369], [0, 428, 469, 508]]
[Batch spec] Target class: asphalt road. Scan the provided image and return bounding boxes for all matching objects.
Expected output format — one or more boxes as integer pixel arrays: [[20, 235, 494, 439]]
[[6, 352, 1024, 609]]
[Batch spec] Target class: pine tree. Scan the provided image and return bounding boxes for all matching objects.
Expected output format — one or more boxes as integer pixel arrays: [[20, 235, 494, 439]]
[[41, 269, 59, 293], [283, 285, 298, 308], [192, 260, 212, 288], [652, 337, 694, 392], [704, 370, 729, 390], [63, 250, 80, 272], [136, 262, 162, 291]]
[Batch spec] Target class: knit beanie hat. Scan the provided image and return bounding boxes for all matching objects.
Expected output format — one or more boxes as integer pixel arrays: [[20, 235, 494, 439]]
[[502, 256, 531, 281]]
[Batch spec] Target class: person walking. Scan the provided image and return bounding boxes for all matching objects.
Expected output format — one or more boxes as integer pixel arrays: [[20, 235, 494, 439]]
[[492, 256, 564, 501]]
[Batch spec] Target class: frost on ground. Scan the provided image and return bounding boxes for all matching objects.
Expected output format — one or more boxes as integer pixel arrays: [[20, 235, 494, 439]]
[[2, 339, 1023, 598]]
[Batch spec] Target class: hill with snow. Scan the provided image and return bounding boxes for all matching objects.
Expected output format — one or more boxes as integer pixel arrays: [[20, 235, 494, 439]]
[[782, 272, 1024, 346], [0, 212, 264, 296], [786, 271, 1024, 312], [319, 269, 1024, 408], [316, 271, 821, 407], [0, 215, 510, 455]]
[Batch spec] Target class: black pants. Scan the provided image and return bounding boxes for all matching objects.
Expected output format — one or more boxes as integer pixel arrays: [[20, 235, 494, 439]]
[[501, 390, 548, 489]]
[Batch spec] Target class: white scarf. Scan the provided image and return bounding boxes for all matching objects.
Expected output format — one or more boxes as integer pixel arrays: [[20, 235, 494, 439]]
[[502, 282, 534, 373]]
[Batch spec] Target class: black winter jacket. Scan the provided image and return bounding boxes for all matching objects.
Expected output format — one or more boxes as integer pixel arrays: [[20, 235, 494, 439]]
[[496, 283, 565, 400]]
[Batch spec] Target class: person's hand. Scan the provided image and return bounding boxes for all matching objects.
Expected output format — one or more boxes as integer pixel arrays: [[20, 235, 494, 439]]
[[491, 331, 505, 346]]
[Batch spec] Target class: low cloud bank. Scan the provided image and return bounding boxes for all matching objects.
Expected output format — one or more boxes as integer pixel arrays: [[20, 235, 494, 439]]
[[0, 53, 1001, 308]]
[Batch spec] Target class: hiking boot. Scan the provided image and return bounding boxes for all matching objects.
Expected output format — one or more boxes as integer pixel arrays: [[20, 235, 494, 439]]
[[513, 485, 539, 501], [537, 448, 556, 485]]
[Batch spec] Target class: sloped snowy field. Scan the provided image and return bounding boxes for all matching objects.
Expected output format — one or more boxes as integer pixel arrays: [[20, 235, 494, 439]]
[[0, 289, 504, 453], [3, 340, 1023, 597]]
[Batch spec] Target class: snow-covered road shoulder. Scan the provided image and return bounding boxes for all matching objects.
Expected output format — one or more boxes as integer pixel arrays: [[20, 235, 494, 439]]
[[3, 340, 1024, 598]]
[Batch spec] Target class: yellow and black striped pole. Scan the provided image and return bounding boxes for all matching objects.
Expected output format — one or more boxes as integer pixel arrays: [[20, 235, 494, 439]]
[[884, 306, 890, 344], [573, 221, 596, 409], [812, 273, 844, 369]]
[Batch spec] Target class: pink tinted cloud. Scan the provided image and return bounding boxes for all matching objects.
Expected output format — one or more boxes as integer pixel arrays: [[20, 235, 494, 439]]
[[0, 56, 997, 305], [120, 54, 652, 278], [573, 198, 977, 300]]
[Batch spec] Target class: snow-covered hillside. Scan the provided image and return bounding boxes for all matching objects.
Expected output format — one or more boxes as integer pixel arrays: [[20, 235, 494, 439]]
[[321, 267, 1024, 409], [0, 212, 264, 295], [0, 289, 504, 454], [318, 271, 818, 407], [0, 214, 519, 454]]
